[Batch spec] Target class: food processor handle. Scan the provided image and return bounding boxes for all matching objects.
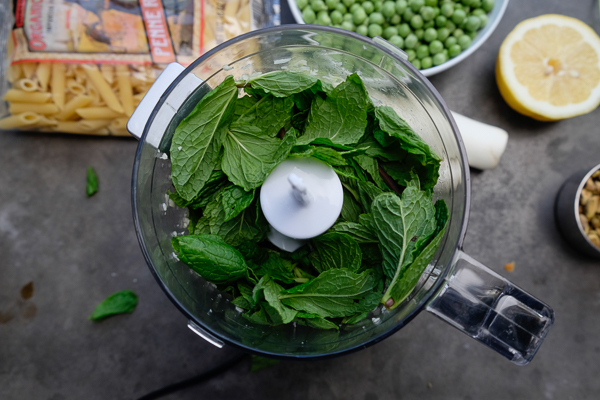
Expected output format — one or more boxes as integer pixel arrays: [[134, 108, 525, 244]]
[[426, 250, 554, 365]]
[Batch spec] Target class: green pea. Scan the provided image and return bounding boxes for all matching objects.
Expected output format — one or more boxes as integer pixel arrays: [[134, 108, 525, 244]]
[[442, 48, 449, 58], [302, 7, 316, 22], [432, 52, 446, 65], [445, 20, 456, 31], [395, 0, 408, 14], [312, 0, 327, 11], [297, 0, 309, 9], [432, 6, 440, 17], [453, 3, 463, 10], [353, 7, 368, 24], [343, 12, 353, 21], [374, 1, 383, 12], [410, 14, 423, 29], [382, 1, 396, 17], [326, 0, 339, 9], [398, 23, 411, 37], [404, 33, 418, 48], [478, 14, 488, 28], [441, 2, 453, 17], [463, 6, 470, 13], [383, 26, 398, 39], [451, 8, 465, 24], [411, 58, 421, 69], [341, 20, 355, 30], [423, 27, 437, 42], [424, 0, 437, 6], [471, 8, 485, 16], [342, 0, 355, 7], [434, 15, 446, 28], [423, 20, 435, 29], [453, 28, 464, 38], [482, 0, 494, 12], [468, 31, 477, 39], [406, 49, 416, 61], [390, 14, 401, 24], [317, 10, 333, 24], [470, 0, 481, 8], [420, 6, 435, 21], [460, 0, 469, 5], [416, 44, 429, 58], [415, 28, 424, 39], [370, 12, 385, 24], [389, 34, 404, 47], [350, 3, 361, 12], [409, 0, 424, 12], [457, 34, 471, 49], [367, 23, 383, 37], [448, 43, 461, 57], [437, 27, 449, 41], [403, 8, 415, 21], [356, 24, 369, 35], [429, 39, 443, 54], [421, 56, 433, 68], [444, 36, 457, 48], [362, 0, 374, 13], [331, 10, 344, 23], [464, 15, 480, 32], [336, 2, 347, 12]]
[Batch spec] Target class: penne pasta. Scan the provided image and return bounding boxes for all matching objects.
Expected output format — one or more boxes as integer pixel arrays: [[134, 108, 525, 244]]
[[74, 107, 124, 120], [0, 112, 41, 130], [9, 103, 60, 115], [116, 65, 134, 116], [78, 119, 112, 131], [55, 95, 92, 121], [100, 64, 115, 84], [36, 63, 51, 91], [6, 64, 23, 83], [16, 78, 39, 91], [67, 79, 87, 95], [82, 64, 124, 113], [108, 117, 130, 136], [4, 89, 52, 103], [51, 63, 66, 109], [52, 121, 110, 135], [28, 116, 59, 128], [21, 62, 37, 79]]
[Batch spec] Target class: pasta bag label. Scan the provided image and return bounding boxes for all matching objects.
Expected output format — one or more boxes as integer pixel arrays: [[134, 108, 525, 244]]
[[139, 0, 176, 64]]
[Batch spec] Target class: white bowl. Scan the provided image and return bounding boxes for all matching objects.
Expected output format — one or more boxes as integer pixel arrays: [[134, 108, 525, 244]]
[[287, 0, 509, 76]]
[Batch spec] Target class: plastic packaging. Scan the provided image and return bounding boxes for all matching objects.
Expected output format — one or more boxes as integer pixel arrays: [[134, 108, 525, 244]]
[[0, 0, 279, 135]]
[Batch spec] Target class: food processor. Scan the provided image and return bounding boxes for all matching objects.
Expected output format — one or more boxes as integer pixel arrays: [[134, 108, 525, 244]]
[[128, 25, 554, 365]]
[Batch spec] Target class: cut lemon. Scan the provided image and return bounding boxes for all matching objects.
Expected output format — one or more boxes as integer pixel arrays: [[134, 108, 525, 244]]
[[497, 14, 600, 121]]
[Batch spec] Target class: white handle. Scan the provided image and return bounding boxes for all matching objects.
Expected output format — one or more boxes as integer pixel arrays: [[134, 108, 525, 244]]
[[288, 173, 311, 205], [451, 112, 509, 170]]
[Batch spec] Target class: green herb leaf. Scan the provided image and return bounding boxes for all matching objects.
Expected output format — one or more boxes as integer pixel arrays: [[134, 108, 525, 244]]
[[233, 95, 258, 119], [279, 269, 375, 318], [172, 234, 248, 284], [253, 253, 296, 284], [329, 221, 378, 243], [243, 304, 271, 325], [341, 188, 363, 223], [253, 276, 297, 324], [89, 290, 138, 321], [357, 181, 384, 214], [370, 180, 436, 305], [204, 195, 264, 246], [295, 312, 339, 330], [247, 71, 319, 97], [86, 167, 99, 197], [354, 155, 388, 190], [235, 94, 294, 137], [171, 76, 238, 201], [222, 124, 295, 191], [310, 232, 362, 273], [221, 186, 255, 222], [297, 74, 370, 145]]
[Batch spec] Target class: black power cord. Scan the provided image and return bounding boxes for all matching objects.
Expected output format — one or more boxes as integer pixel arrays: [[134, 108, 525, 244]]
[[136, 353, 249, 400]]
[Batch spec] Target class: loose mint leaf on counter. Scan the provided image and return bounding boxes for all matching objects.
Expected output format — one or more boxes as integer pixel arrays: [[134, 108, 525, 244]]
[[222, 124, 295, 191], [247, 71, 318, 97], [253, 276, 297, 324], [235, 95, 294, 137], [297, 73, 370, 146], [310, 232, 362, 273], [221, 186, 255, 222], [295, 312, 339, 330], [204, 195, 264, 246], [250, 355, 280, 372], [89, 290, 138, 321], [279, 269, 375, 318], [171, 76, 238, 201], [370, 179, 436, 305], [86, 167, 99, 197], [172, 234, 248, 284], [387, 200, 448, 309]]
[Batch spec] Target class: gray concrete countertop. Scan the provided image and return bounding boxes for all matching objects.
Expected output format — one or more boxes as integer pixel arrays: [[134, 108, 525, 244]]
[[2, 0, 600, 398]]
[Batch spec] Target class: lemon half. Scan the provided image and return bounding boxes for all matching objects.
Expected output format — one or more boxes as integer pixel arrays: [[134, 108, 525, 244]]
[[497, 14, 600, 121]]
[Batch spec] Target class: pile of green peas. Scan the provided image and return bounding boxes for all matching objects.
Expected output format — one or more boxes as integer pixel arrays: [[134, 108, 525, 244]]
[[295, 0, 495, 69]]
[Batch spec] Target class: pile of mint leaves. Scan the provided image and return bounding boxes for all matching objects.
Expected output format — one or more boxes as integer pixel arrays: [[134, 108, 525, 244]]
[[168, 71, 448, 330]]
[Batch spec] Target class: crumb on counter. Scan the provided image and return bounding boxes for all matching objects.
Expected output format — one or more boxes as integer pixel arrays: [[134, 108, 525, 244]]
[[504, 262, 515, 272]]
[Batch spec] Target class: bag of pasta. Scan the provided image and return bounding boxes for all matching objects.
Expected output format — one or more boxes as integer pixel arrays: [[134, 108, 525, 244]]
[[0, 0, 279, 135]]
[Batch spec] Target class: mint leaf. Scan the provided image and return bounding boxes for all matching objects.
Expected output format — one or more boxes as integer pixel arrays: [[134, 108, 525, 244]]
[[172, 234, 248, 284], [297, 73, 370, 145], [329, 221, 378, 243], [279, 269, 375, 318], [247, 71, 318, 97], [357, 181, 383, 214], [86, 167, 98, 197], [233, 95, 258, 119], [253, 253, 296, 284], [341, 189, 362, 222], [89, 290, 137, 321], [310, 232, 362, 273], [243, 305, 271, 325], [169, 170, 229, 209], [295, 312, 339, 330], [222, 124, 295, 191], [235, 94, 294, 137], [171, 76, 238, 201], [290, 145, 348, 166], [253, 276, 297, 324], [355, 155, 389, 190], [191, 215, 211, 235], [204, 195, 264, 246], [370, 180, 436, 305], [221, 186, 255, 222]]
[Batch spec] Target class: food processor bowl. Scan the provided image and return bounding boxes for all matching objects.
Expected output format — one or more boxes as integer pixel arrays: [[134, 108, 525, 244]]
[[130, 26, 554, 364]]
